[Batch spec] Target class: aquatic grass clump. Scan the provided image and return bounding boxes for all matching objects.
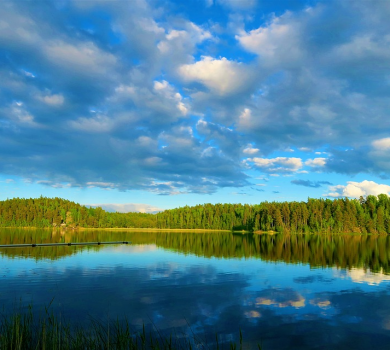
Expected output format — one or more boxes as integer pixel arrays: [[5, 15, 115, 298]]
[[0, 307, 259, 349]]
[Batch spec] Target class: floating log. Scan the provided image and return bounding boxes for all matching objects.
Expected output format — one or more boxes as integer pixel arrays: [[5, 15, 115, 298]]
[[0, 241, 130, 248]]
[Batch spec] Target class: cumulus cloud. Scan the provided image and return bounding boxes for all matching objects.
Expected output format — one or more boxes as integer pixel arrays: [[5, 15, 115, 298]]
[[86, 182, 116, 189], [196, 119, 242, 159], [372, 138, 390, 151], [153, 80, 188, 116], [69, 114, 115, 133], [110, 80, 188, 124], [179, 56, 251, 95], [248, 157, 303, 173], [36, 180, 71, 189], [227, 0, 390, 168], [243, 144, 259, 155], [44, 41, 117, 76], [38, 93, 64, 106], [236, 13, 302, 65], [3, 102, 37, 127], [238, 108, 253, 129], [158, 22, 211, 57], [324, 147, 390, 176], [89, 203, 162, 213], [325, 180, 390, 198], [305, 158, 327, 168], [1, 0, 390, 196]]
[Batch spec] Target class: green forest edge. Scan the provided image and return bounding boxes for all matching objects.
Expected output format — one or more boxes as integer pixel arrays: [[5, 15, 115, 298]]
[[1, 305, 261, 350], [1, 195, 390, 234]]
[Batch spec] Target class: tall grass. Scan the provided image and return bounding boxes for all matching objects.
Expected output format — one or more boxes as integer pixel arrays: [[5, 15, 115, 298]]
[[0, 306, 261, 349]]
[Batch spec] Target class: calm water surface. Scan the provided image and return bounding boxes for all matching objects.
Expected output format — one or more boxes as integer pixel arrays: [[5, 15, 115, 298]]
[[1, 229, 390, 349]]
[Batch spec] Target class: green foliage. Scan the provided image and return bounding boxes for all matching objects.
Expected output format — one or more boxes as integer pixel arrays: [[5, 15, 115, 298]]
[[1, 195, 390, 233], [155, 196, 390, 234], [0, 196, 156, 229]]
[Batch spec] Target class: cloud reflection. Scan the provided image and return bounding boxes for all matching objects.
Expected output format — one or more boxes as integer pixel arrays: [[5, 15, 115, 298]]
[[255, 289, 306, 309], [334, 267, 390, 286], [2, 252, 390, 349]]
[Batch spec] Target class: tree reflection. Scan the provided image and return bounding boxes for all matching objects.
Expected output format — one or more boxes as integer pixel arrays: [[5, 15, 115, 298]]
[[1, 229, 390, 273]]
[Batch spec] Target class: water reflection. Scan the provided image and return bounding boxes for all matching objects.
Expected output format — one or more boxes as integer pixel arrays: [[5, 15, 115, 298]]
[[2, 229, 390, 273], [1, 229, 390, 349]]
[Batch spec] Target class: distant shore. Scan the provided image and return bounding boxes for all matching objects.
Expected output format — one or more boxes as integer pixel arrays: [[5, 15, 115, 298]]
[[0, 226, 231, 232], [77, 227, 231, 232]]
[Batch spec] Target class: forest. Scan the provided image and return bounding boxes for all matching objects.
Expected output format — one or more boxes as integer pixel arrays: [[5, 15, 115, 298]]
[[0, 195, 390, 234]]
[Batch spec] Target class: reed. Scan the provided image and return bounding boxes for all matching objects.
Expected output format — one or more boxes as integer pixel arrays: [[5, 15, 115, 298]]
[[0, 306, 261, 349]]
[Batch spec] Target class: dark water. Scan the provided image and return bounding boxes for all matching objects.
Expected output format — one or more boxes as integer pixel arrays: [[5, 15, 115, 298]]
[[1, 229, 390, 349]]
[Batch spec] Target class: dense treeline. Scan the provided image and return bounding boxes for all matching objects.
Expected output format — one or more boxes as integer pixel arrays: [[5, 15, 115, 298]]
[[1, 195, 390, 234], [0, 197, 156, 228], [156, 195, 390, 234]]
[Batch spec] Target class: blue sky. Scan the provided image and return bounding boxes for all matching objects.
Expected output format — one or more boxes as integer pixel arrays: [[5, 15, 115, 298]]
[[1, 0, 390, 212]]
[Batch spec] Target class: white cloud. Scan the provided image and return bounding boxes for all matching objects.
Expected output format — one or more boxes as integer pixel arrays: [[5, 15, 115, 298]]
[[3, 0, 390, 194], [137, 136, 157, 149], [111, 80, 188, 122], [86, 182, 116, 189], [153, 80, 188, 116], [89, 203, 163, 213], [249, 157, 303, 173], [333, 35, 390, 62], [372, 137, 390, 151], [5, 179, 14, 183], [38, 93, 64, 106], [238, 108, 252, 128], [144, 156, 163, 166], [256, 176, 269, 181], [44, 41, 117, 75], [325, 180, 390, 198], [157, 22, 211, 59], [5, 102, 37, 126], [36, 180, 71, 188], [69, 114, 114, 133], [136, 18, 165, 35], [243, 143, 259, 154], [236, 14, 302, 64], [21, 69, 35, 78], [179, 56, 251, 95], [305, 157, 327, 167], [167, 23, 211, 43]]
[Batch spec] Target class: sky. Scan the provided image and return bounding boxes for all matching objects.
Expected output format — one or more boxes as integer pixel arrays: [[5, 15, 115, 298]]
[[1, 0, 390, 213]]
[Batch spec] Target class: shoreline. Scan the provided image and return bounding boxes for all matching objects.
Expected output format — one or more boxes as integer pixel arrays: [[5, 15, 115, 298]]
[[0, 227, 386, 235], [78, 227, 231, 232], [0, 226, 231, 232]]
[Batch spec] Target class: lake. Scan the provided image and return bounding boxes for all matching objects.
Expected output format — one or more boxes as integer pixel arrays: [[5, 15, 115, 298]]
[[1, 228, 390, 349]]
